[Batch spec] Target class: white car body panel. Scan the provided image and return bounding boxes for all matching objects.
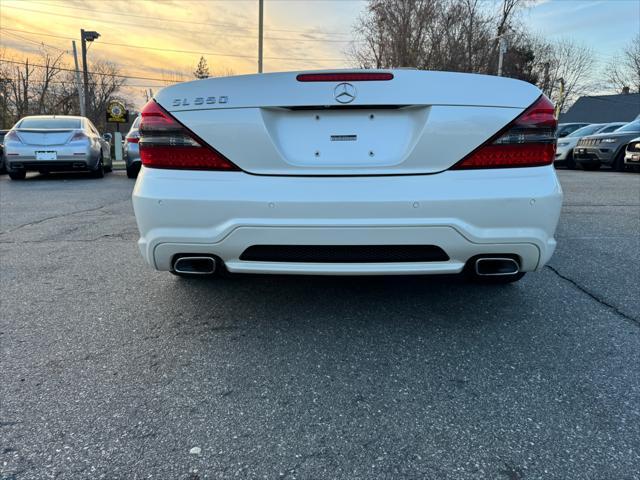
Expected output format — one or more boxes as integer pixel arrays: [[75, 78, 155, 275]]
[[173, 105, 521, 175], [133, 69, 562, 275]]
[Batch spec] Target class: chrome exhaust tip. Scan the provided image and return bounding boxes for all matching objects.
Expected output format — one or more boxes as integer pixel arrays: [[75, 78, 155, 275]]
[[173, 256, 216, 275], [474, 257, 520, 276]]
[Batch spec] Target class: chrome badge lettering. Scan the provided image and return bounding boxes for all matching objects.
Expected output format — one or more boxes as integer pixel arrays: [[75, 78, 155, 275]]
[[172, 96, 229, 107]]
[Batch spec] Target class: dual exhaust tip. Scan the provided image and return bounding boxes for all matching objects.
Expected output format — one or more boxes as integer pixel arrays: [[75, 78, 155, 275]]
[[173, 255, 216, 275], [474, 257, 520, 276]]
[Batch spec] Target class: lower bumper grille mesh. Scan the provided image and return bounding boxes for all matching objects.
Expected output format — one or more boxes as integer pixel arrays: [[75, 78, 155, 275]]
[[239, 245, 449, 263]]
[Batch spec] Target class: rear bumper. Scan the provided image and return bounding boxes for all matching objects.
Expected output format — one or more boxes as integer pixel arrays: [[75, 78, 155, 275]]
[[132, 166, 563, 275], [7, 159, 91, 172]]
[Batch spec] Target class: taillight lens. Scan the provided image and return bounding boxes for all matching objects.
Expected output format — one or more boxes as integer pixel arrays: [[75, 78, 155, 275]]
[[451, 95, 557, 170], [70, 131, 88, 142], [4, 130, 22, 143], [125, 133, 139, 144], [138, 100, 239, 171]]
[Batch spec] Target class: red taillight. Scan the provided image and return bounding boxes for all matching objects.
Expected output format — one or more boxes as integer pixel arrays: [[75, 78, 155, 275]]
[[70, 131, 88, 142], [451, 95, 557, 170], [296, 72, 394, 82], [125, 134, 139, 144], [138, 100, 238, 171]]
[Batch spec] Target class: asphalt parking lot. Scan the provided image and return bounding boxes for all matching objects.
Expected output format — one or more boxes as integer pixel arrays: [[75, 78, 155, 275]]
[[1, 169, 639, 480]]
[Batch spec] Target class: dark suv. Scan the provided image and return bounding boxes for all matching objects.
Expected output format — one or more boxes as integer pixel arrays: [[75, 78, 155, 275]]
[[574, 120, 640, 171]]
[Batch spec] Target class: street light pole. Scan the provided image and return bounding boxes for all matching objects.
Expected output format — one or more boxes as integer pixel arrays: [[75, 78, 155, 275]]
[[80, 29, 100, 119], [258, 0, 264, 73], [71, 41, 85, 117]]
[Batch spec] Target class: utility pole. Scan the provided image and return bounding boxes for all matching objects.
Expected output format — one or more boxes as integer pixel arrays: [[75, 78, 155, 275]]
[[258, 0, 264, 73], [497, 36, 507, 77], [80, 29, 100, 120], [71, 41, 85, 117]]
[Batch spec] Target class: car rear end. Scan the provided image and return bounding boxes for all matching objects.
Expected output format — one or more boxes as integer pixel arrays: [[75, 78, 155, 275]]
[[4, 116, 99, 176], [132, 70, 562, 280]]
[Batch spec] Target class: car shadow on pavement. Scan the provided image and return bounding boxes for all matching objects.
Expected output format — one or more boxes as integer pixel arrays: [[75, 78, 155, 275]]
[[159, 273, 530, 335], [18, 172, 107, 181]]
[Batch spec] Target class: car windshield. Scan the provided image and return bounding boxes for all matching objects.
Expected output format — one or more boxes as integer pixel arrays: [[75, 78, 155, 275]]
[[567, 124, 602, 137], [613, 121, 640, 133], [599, 124, 624, 133], [18, 118, 82, 129], [558, 124, 583, 135], [0, 133, 5, 143]]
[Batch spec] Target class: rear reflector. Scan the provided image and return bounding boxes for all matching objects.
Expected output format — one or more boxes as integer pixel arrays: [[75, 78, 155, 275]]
[[296, 72, 394, 82], [138, 100, 239, 171], [451, 95, 557, 170]]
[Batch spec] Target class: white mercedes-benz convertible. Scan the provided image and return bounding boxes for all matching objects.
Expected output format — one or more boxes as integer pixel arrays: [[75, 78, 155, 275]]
[[132, 70, 562, 283]]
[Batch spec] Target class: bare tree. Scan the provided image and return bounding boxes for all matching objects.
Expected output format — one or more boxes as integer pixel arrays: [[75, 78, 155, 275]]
[[86, 61, 126, 131], [350, 0, 530, 77], [34, 51, 65, 114], [532, 38, 596, 113], [607, 34, 640, 93]]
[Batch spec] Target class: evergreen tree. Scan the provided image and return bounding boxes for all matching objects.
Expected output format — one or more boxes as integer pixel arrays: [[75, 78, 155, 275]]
[[194, 57, 210, 79]]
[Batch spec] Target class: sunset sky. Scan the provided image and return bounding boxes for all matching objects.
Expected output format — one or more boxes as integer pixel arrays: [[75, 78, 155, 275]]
[[1, 0, 638, 108]]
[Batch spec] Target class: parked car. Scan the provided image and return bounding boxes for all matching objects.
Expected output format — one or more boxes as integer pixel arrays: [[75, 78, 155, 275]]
[[555, 122, 626, 169], [0, 129, 8, 173], [624, 136, 640, 170], [124, 115, 141, 178], [132, 70, 562, 283], [574, 120, 640, 171], [4, 115, 113, 180], [557, 122, 591, 138]]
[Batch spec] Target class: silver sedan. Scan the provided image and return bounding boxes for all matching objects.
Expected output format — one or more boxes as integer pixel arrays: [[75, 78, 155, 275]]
[[4, 115, 112, 180]]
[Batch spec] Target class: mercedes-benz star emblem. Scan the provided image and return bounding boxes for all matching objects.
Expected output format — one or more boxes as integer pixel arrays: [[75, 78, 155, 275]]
[[334, 83, 357, 104]]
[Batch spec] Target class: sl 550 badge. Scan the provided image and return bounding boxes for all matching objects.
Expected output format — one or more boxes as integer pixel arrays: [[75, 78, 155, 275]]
[[172, 96, 229, 107]]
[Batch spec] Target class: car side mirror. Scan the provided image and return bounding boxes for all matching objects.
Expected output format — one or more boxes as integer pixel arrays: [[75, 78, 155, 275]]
[[558, 131, 568, 138], [102, 133, 113, 142]]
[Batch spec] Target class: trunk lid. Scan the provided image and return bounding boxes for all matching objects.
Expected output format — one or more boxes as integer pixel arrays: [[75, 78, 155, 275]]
[[16, 129, 76, 146], [155, 69, 542, 175]]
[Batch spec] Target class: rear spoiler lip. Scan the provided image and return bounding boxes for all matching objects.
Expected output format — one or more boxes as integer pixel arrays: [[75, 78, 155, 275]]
[[15, 128, 79, 133]]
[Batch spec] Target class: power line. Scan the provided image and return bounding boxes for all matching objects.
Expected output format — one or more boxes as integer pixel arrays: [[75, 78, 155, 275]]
[[0, 27, 347, 62], [0, 30, 189, 83], [1, 4, 358, 43], [32, 0, 353, 36], [0, 58, 173, 83], [2, 30, 70, 53]]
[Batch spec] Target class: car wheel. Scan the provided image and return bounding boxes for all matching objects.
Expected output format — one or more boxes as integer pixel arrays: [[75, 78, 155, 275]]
[[126, 163, 140, 179], [93, 156, 105, 178], [8, 170, 26, 180], [612, 151, 626, 172], [565, 151, 576, 170]]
